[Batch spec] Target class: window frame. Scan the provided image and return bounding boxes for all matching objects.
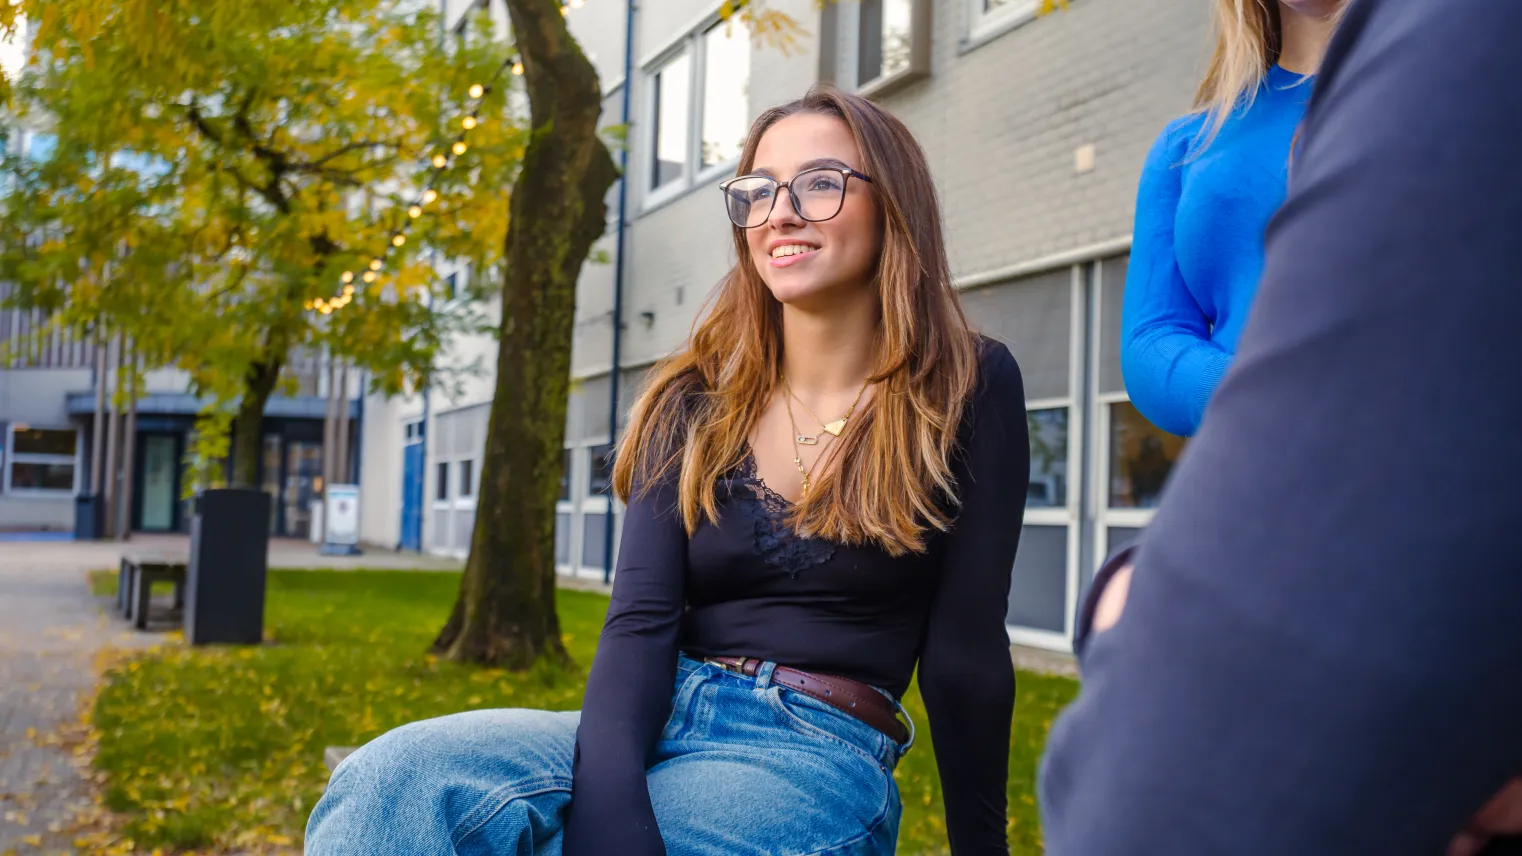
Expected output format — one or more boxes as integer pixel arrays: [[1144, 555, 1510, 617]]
[[645, 47, 695, 207], [963, 0, 1041, 53], [457, 459, 476, 499], [640, 7, 753, 212], [845, 0, 932, 99], [3, 425, 81, 496]]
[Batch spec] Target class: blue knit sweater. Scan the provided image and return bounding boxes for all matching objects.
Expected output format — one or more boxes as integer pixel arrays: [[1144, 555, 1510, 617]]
[[1120, 65, 1313, 436]]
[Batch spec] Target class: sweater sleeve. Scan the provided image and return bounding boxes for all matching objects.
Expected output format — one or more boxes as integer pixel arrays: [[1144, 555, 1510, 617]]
[[917, 343, 1030, 855], [1119, 123, 1232, 437], [562, 468, 688, 856], [1040, 1, 1522, 852]]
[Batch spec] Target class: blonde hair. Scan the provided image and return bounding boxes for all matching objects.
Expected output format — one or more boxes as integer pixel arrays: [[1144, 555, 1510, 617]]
[[1194, 1, 1349, 153], [613, 86, 981, 557], [1194, 0, 1284, 151]]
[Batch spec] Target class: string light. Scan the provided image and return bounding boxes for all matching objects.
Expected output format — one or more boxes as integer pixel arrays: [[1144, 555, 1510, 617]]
[[310, 46, 519, 315]]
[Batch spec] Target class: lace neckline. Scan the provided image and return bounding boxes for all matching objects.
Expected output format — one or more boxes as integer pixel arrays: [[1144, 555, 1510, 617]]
[[732, 450, 834, 577]]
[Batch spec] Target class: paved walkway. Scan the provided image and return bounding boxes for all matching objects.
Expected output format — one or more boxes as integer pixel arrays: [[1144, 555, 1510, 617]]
[[0, 562, 157, 855]]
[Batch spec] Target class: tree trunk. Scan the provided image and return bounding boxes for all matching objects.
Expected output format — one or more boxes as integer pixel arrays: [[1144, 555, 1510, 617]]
[[433, 0, 620, 668], [231, 357, 284, 488]]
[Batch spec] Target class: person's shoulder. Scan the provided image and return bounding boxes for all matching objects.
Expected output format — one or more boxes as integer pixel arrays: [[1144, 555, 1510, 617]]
[[1145, 113, 1206, 164], [974, 336, 1025, 403]]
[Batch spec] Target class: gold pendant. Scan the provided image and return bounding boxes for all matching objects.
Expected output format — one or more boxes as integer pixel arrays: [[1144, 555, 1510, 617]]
[[822, 419, 847, 437], [796, 434, 819, 446]]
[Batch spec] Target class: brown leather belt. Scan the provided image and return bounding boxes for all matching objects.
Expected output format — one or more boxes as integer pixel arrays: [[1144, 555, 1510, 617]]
[[705, 656, 910, 745]]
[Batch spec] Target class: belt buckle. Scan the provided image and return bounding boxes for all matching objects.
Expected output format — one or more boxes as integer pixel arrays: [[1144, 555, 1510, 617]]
[[705, 656, 746, 674]]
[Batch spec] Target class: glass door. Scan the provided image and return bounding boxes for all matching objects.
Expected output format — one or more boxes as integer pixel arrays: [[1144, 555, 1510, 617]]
[[139, 435, 179, 532], [283, 441, 323, 539]]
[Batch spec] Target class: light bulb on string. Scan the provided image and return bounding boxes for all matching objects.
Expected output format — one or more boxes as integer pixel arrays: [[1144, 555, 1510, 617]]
[[409, 205, 423, 218], [560, 4, 569, 16], [512, 61, 524, 76], [304, 300, 315, 311], [462, 115, 478, 130], [363, 270, 378, 283], [432, 153, 448, 169], [452, 141, 467, 156], [343, 284, 356, 297], [468, 83, 484, 99], [422, 189, 438, 205], [392, 234, 406, 247], [341, 271, 354, 284], [320, 303, 333, 315], [370, 259, 383, 271]]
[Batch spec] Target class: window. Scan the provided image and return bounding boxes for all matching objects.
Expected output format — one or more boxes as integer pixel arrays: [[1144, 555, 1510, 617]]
[[435, 461, 450, 501], [700, 23, 751, 169], [650, 52, 692, 191], [852, 0, 929, 95], [559, 449, 573, 502], [645, 15, 754, 201], [859, 0, 912, 84], [458, 459, 475, 498], [443, 272, 459, 302], [1108, 401, 1186, 509], [587, 444, 614, 497], [967, 0, 1039, 45], [5, 427, 79, 494], [1027, 408, 1069, 508]]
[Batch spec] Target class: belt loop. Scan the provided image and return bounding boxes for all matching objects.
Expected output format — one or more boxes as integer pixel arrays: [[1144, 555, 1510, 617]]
[[753, 660, 777, 689]]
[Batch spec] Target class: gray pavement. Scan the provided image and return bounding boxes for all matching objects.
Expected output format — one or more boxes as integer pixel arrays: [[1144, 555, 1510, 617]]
[[0, 560, 155, 855]]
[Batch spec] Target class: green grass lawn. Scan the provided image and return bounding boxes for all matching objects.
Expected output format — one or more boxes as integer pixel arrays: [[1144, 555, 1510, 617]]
[[89, 570, 1077, 854]]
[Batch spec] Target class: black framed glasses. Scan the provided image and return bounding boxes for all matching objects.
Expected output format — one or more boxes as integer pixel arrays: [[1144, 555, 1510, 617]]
[[720, 166, 874, 229]]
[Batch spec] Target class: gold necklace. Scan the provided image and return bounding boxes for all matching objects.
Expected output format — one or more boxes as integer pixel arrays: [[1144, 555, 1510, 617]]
[[781, 375, 870, 446], [783, 394, 818, 497]]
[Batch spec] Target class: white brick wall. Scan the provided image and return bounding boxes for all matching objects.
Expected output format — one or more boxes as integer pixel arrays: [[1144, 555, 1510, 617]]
[[858, 0, 1211, 279]]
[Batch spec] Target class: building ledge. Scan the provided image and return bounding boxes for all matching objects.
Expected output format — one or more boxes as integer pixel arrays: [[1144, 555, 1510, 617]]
[[65, 392, 359, 420]]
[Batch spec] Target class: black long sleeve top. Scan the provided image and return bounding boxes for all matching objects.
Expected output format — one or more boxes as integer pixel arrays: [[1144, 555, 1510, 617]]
[[561, 339, 1030, 855]]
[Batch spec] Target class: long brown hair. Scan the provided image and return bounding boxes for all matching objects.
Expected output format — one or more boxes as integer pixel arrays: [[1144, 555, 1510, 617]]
[[612, 85, 981, 557]]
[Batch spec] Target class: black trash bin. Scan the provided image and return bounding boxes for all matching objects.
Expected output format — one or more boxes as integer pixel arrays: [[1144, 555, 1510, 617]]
[[185, 488, 272, 646], [74, 494, 105, 540]]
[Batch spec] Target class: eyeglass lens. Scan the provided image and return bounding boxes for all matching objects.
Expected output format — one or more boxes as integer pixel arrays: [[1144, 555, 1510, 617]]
[[724, 168, 849, 229]]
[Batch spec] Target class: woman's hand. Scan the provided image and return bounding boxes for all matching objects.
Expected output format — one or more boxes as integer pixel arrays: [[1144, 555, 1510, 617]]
[[1092, 564, 1133, 633], [1448, 780, 1522, 856]]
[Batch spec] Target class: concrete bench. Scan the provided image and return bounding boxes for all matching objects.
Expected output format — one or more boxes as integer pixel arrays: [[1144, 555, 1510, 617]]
[[119, 555, 188, 630]]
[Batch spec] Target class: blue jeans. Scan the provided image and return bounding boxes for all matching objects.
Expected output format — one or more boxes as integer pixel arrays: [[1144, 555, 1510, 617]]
[[306, 655, 915, 855]]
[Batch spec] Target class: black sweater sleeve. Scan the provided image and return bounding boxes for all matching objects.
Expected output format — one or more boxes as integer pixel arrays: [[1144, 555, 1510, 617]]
[[919, 343, 1030, 854], [562, 469, 687, 856]]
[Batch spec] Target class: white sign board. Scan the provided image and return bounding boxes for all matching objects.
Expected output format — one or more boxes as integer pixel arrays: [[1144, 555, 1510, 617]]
[[324, 484, 361, 546]]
